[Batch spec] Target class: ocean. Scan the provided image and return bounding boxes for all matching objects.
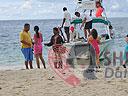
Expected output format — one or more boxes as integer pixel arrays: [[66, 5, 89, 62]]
[[0, 18, 127, 70]]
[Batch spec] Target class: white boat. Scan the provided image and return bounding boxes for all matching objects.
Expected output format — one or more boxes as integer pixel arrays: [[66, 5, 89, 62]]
[[63, 0, 114, 68], [47, 0, 114, 84]]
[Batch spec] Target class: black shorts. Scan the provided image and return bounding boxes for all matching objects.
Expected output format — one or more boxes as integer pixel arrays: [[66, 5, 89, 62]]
[[84, 20, 92, 29], [64, 27, 70, 34]]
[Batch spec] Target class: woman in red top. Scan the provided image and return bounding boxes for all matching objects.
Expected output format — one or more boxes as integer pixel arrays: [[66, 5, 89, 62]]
[[88, 29, 100, 68], [96, 1, 104, 17]]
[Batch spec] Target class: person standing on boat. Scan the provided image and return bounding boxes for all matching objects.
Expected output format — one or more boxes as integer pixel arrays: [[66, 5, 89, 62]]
[[72, 11, 82, 40], [95, 1, 104, 17], [80, 11, 92, 40], [61, 7, 71, 43]]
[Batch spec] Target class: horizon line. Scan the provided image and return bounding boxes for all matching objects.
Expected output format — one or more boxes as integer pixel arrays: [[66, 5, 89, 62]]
[[0, 17, 128, 21]]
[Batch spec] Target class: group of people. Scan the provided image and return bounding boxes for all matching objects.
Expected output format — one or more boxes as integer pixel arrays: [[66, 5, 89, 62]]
[[20, 24, 46, 69], [19, 1, 128, 70], [20, 23, 67, 69], [19, 1, 106, 70], [59, 1, 103, 68], [61, 1, 104, 43]]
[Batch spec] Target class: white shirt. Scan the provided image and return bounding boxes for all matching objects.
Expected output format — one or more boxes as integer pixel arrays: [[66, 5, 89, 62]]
[[63, 11, 71, 27], [72, 15, 82, 30], [82, 13, 92, 22]]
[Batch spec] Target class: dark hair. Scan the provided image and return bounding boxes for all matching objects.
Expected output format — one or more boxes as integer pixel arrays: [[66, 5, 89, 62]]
[[96, 1, 101, 5], [96, 1, 103, 8], [63, 7, 67, 11], [127, 35, 128, 37], [53, 27, 59, 35], [34, 26, 40, 38], [109, 25, 113, 29], [24, 23, 30, 27], [53, 27, 59, 32], [75, 12, 79, 15], [91, 29, 98, 39]]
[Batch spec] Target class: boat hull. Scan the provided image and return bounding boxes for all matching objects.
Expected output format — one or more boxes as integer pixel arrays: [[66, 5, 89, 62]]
[[64, 39, 113, 68]]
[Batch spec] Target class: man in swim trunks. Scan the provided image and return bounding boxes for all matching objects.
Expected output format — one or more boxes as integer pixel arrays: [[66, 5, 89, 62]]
[[20, 23, 33, 69], [80, 11, 92, 39]]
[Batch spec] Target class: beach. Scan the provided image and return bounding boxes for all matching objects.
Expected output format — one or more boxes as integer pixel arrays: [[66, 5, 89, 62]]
[[0, 18, 128, 96], [0, 67, 128, 96], [0, 0, 128, 95]]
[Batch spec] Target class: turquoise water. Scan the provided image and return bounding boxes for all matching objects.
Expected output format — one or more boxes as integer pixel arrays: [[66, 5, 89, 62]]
[[0, 18, 127, 70]]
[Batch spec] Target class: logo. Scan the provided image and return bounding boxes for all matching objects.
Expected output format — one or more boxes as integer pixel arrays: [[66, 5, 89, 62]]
[[48, 44, 128, 86], [48, 44, 81, 87], [48, 44, 100, 86]]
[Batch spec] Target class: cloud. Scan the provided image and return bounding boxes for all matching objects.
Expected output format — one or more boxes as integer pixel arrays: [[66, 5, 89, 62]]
[[37, 0, 70, 3], [111, 2, 119, 9], [103, 0, 128, 17], [21, 0, 32, 10], [0, 0, 128, 20]]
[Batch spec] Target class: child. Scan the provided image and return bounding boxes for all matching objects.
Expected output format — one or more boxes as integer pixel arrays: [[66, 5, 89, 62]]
[[123, 35, 128, 68], [44, 27, 64, 69], [88, 29, 100, 68], [70, 25, 75, 42], [33, 26, 46, 69], [20, 23, 33, 69]]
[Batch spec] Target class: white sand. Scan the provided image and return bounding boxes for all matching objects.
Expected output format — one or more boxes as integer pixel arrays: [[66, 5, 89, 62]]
[[0, 67, 128, 96]]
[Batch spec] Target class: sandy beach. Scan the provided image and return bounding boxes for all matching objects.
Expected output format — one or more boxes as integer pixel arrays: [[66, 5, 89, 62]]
[[0, 0, 128, 96], [0, 67, 128, 96]]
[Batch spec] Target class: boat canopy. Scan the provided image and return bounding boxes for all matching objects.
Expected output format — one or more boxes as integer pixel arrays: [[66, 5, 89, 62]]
[[71, 18, 111, 25], [92, 18, 111, 25]]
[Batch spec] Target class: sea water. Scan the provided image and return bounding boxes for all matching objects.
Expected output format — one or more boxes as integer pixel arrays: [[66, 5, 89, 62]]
[[0, 18, 127, 70]]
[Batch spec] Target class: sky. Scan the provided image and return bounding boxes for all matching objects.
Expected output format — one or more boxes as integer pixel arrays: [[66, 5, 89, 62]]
[[0, 0, 128, 20]]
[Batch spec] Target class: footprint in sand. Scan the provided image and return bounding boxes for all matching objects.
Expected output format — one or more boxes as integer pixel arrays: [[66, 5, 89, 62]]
[[13, 86, 23, 89], [48, 76, 55, 80], [80, 83, 88, 87], [124, 90, 128, 94]]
